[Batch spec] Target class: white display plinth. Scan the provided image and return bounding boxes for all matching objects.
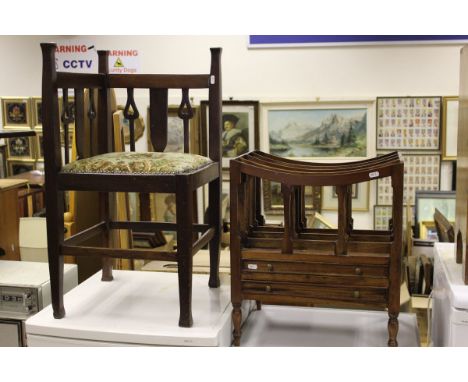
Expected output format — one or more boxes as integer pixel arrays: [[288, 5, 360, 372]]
[[240, 305, 420, 347], [26, 271, 251, 346]]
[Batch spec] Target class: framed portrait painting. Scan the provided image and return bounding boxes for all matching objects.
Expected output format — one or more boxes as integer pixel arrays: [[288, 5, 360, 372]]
[[262, 101, 373, 160], [1, 97, 31, 129], [200, 100, 259, 168]]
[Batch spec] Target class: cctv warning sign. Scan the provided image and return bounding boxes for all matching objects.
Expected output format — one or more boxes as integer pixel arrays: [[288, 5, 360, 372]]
[[109, 50, 140, 74], [55, 43, 97, 73]]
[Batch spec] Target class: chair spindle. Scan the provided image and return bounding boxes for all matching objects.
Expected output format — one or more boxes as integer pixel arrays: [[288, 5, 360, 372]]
[[178, 88, 194, 154], [61, 89, 74, 164], [74, 88, 85, 160], [123, 88, 140, 152]]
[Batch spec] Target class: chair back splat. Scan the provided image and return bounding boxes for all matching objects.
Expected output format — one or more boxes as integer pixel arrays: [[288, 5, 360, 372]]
[[41, 42, 222, 327]]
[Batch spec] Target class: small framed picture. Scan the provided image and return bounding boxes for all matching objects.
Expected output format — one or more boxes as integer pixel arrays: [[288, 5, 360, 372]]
[[31, 97, 43, 130], [6, 136, 35, 159], [200, 100, 259, 168], [262, 179, 321, 215], [1, 97, 31, 129], [321, 182, 369, 211], [7, 159, 36, 176]]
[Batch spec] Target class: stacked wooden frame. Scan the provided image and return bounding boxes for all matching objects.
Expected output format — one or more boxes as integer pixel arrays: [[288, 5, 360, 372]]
[[230, 151, 404, 346]]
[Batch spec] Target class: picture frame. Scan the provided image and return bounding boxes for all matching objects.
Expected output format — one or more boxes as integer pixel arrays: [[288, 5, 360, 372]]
[[114, 108, 145, 146], [321, 182, 370, 211], [147, 106, 201, 154], [262, 179, 321, 215], [374, 205, 415, 231], [36, 132, 44, 160], [0, 144, 7, 178], [1, 97, 31, 129], [442, 96, 458, 160], [376, 96, 441, 151], [262, 101, 373, 160], [200, 100, 259, 168], [7, 159, 36, 176], [6, 136, 35, 159], [376, 153, 440, 205], [419, 221, 438, 241], [31, 97, 43, 130], [414, 190, 456, 238]]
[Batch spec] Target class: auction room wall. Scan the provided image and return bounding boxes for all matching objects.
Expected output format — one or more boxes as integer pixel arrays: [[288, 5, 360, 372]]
[[0, 35, 461, 227]]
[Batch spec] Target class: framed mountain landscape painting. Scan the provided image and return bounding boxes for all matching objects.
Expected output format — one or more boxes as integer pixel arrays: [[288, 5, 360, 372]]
[[263, 101, 373, 159]]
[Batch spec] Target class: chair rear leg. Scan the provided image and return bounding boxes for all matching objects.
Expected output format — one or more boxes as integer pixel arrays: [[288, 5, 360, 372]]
[[176, 177, 194, 327], [208, 178, 221, 288]]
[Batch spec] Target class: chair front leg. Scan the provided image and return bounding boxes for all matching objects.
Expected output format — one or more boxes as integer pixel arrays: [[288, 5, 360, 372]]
[[176, 176, 194, 327], [208, 177, 221, 288]]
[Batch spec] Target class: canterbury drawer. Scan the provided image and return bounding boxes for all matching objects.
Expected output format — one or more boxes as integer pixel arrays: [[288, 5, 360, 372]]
[[241, 260, 388, 278], [241, 270, 388, 288], [242, 281, 388, 304]]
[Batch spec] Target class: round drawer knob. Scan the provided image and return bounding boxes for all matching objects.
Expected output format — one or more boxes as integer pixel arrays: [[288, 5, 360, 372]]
[[265, 285, 272, 292], [267, 263, 273, 271], [355, 267, 362, 275], [353, 291, 360, 298]]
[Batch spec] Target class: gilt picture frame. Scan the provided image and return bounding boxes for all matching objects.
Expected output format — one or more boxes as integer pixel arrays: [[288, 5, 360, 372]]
[[442, 96, 458, 160], [31, 97, 43, 130], [7, 158, 36, 177], [6, 136, 35, 159], [1, 97, 31, 129]]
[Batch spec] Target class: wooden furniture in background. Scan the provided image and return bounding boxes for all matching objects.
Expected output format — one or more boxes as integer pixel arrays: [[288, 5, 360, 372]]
[[230, 151, 404, 346], [8, 170, 45, 217], [434, 208, 455, 243], [0, 179, 28, 260], [41, 43, 222, 327]]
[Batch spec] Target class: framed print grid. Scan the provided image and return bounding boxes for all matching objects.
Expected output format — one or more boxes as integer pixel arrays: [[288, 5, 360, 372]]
[[376, 153, 440, 205], [374, 205, 415, 231], [376, 96, 441, 150]]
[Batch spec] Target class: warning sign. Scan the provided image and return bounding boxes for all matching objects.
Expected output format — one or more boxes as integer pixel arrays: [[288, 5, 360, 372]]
[[109, 50, 140, 74], [114, 58, 124, 68], [55, 42, 97, 73]]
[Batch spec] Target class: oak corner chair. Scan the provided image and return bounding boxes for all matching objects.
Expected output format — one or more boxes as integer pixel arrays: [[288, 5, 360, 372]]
[[41, 42, 222, 327]]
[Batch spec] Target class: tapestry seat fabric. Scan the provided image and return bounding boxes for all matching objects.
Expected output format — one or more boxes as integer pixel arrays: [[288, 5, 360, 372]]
[[61, 152, 213, 175]]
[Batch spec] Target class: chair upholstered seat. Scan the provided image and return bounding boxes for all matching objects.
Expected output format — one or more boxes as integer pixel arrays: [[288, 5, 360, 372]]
[[61, 152, 213, 175]]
